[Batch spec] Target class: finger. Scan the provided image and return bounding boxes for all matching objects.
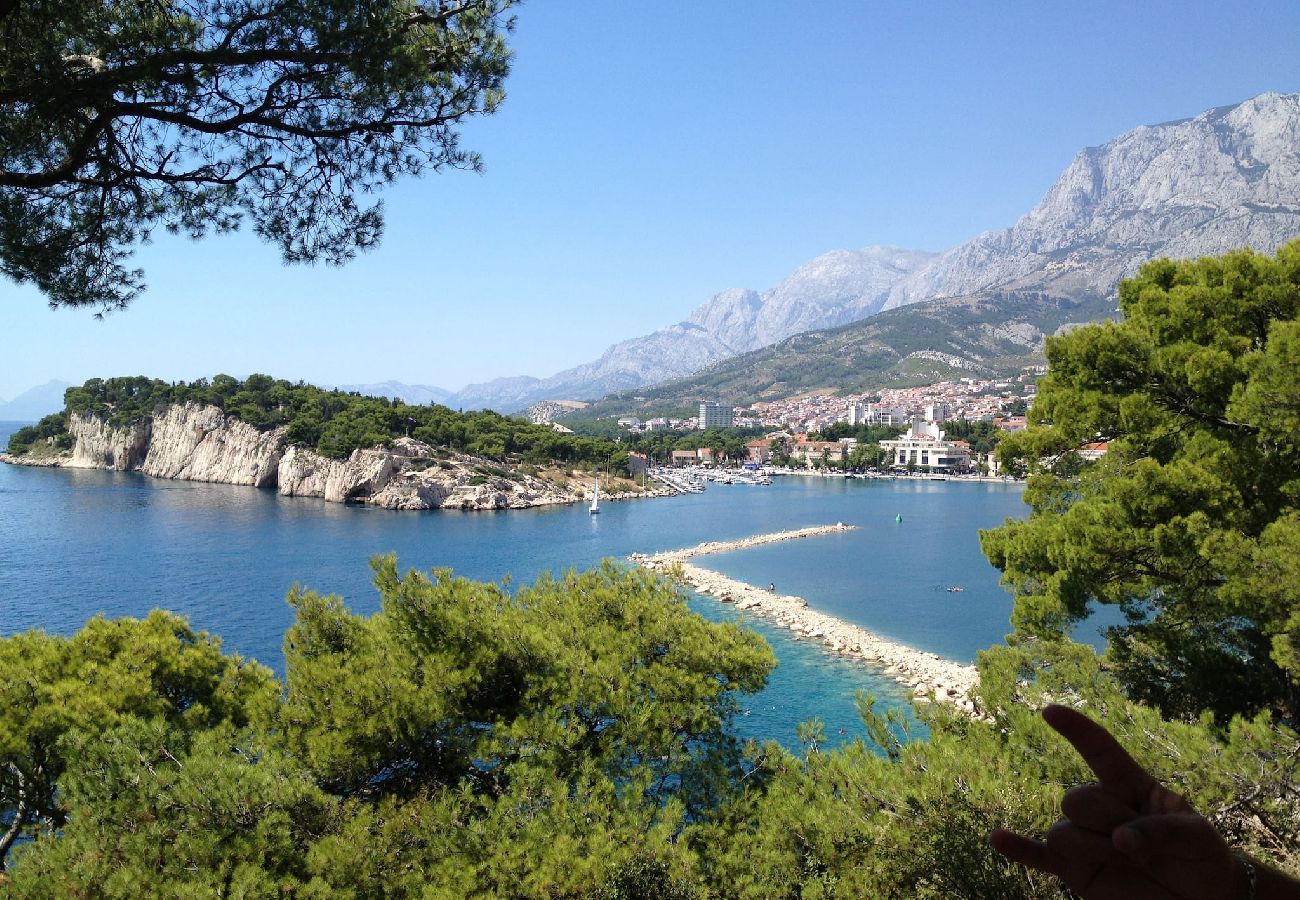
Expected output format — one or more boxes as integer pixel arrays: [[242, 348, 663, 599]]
[[1042, 704, 1157, 801], [989, 828, 1066, 878], [1061, 783, 1139, 833], [1113, 813, 1230, 865], [1045, 820, 1128, 867]]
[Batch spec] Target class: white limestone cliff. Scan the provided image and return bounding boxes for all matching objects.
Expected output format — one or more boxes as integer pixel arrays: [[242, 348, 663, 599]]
[[140, 402, 284, 487], [21, 405, 587, 511]]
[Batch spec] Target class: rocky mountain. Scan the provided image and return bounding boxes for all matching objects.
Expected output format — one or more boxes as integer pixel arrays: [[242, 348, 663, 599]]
[[574, 291, 1116, 420], [334, 92, 1300, 417], [882, 92, 1300, 310], [695, 247, 938, 351], [0, 380, 72, 421], [460, 93, 1300, 414], [447, 247, 934, 412]]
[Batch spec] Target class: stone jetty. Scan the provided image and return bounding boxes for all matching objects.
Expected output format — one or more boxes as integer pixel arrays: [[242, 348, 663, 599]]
[[630, 524, 980, 714]]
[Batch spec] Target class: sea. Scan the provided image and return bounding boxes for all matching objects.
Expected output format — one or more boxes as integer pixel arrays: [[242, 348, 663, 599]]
[[0, 420, 1062, 751]]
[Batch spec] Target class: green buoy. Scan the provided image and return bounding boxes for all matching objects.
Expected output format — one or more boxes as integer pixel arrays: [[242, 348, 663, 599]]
[[895, 514, 902, 523]]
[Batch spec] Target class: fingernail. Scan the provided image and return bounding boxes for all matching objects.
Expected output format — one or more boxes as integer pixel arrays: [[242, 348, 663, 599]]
[[1114, 825, 1145, 855]]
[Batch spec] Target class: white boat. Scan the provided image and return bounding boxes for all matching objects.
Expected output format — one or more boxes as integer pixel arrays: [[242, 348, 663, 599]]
[[589, 480, 600, 514]]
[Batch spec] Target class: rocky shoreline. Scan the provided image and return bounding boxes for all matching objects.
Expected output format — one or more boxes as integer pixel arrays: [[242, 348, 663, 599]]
[[2, 403, 674, 512], [631, 525, 980, 714]]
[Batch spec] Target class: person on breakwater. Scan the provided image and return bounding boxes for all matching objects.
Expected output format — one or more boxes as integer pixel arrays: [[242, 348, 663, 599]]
[[991, 705, 1300, 899], [769, 582, 775, 593]]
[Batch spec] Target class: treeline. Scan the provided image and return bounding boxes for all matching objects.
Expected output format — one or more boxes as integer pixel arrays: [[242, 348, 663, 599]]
[[7, 375, 629, 467]]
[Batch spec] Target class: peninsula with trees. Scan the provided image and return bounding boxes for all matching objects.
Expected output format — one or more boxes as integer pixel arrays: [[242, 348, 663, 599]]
[[2, 375, 662, 510]]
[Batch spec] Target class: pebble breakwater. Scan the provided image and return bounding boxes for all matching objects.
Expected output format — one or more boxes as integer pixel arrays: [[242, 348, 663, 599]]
[[630, 525, 980, 714]]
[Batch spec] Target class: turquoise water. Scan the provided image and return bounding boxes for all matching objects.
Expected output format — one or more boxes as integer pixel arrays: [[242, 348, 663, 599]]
[[0, 421, 1036, 749]]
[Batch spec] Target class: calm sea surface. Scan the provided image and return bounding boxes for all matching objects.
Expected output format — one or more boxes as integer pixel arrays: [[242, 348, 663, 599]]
[[0, 420, 1047, 749]]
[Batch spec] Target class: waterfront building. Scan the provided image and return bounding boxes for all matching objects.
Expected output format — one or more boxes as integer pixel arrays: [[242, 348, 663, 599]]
[[627, 452, 649, 478], [698, 401, 733, 430], [879, 420, 972, 472], [671, 449, 698, 466]]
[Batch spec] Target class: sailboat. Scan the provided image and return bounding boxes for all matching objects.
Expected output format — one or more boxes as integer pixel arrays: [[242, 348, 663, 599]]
[[589, 480, 600, 514]]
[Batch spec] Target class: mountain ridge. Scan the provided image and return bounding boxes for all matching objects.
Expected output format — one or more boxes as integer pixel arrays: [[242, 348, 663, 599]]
[[457, 91, 1300, 414]]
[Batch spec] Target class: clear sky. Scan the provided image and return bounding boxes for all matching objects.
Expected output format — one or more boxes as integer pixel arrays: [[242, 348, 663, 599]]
[[4, 0, 1299, 401]]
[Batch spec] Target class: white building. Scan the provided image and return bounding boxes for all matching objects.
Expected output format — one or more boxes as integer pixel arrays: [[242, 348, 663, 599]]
[[698, 401, 733, 430], [878, 420, 972, 472]]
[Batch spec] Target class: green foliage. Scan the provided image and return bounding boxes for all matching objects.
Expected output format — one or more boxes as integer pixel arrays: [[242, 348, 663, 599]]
[[0, 612, 278, 871], [1, 0, 515, 313], [4, 412, 71, 455], [2, 561, 1297, 894], [942, 418, 1004, 454], [984, 242, 1300, 723]]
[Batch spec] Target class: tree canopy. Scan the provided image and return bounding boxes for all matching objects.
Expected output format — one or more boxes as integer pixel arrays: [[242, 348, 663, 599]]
[[2, 563, 1295, 895], [983, 241, 1300, 724], [0, 0, 514, 313]]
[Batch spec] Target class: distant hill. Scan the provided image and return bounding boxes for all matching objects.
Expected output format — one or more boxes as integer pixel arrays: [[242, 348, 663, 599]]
[[571, 292, 1116, 421], [446, 247, 936, 412], [0, 380, 72, 420], [334, 381, 454, 406]]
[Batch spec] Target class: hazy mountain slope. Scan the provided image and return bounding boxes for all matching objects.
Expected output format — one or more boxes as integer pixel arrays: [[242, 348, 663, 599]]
[[883, 92, 1300, 310], [451, 322, 734, 412], [335, 381, 453, 406], [0, 380, 72, 420], [449, 247, 934, 412], [686, 247, 938, 352], [575, 291, 1116, 418]]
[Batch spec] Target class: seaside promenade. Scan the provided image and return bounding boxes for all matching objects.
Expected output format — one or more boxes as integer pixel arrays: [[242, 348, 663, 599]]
[[630, 524, 980, 713]]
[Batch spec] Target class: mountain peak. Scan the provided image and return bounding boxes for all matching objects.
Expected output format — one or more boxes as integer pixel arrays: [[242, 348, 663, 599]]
[[881, 91, 1300, 311]]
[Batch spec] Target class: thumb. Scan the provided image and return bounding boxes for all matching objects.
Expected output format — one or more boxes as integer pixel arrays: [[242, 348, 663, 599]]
[[1112, 813, 1227, 865]]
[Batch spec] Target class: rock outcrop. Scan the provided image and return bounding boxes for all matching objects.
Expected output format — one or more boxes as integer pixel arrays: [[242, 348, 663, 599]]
[[67, 413, 151, 470], [881, 92, 1300, 311], [11, 404, 605, 511], [138, 402, 284, 487]]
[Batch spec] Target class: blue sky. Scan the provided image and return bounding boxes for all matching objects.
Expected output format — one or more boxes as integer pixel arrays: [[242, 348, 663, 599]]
[[4, 0, 1299, 401]]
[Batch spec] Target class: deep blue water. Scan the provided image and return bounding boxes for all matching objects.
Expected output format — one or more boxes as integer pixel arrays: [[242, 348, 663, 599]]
[[0, 421, 1040, 749]]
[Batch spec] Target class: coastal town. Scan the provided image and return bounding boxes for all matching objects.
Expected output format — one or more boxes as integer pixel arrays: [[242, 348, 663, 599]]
[[604, 367, 1083, 478]]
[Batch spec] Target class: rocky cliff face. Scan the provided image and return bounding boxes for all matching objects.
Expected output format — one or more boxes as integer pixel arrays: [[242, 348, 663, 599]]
[[25, 405, 585, 511], [67, 414, 151, 470], [138, 402, 284, 487], [881, 92, 1300, 310]]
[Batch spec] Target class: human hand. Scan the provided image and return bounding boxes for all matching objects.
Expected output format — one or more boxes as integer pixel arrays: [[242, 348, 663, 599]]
[[989, 704, 1249, 900]]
